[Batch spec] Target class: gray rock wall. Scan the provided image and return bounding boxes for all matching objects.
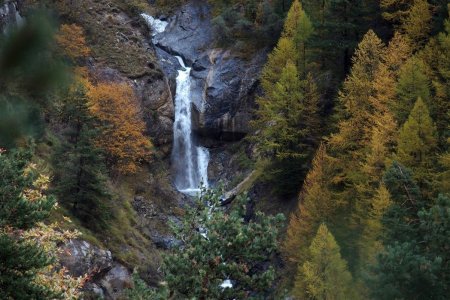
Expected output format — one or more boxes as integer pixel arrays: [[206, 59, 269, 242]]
[[152, 1, 267, 142]]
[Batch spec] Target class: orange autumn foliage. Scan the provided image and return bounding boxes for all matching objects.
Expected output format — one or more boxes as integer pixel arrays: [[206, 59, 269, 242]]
[[88, 82, 152, 174], [56, 24, 90, 60]]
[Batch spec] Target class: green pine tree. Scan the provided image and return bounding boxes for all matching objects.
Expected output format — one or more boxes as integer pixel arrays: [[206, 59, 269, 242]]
[[53, 83, 111, 229], [0, 150, 58, 299], [162, 188, 284, 299], [371, 185, 450, 299]]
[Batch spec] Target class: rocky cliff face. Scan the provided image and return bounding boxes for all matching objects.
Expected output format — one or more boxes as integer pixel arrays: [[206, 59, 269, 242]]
[[151, 1, 267, 143]]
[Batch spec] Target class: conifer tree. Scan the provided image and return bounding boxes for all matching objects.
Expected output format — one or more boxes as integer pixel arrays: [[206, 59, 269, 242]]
[[383, 32, 413, 75], [303, 0, 381, 81], [433, 7, 450, 141], [382, 161, 424, 242], [372, 168, 450, 299], [55, 23, 90, 61], [358, 185, 392, 268], [328, 31, 386, 230], [281, 0, 313, 75], [397, 97, 438, 190], [0, 150, 58, 299], [330, 30, 385, 156], [254, 62, 321, 194], [381, 0, 432, 47], [402, 0, 432, 46], [53, 82, 111, 228], [293, 223, 353, 300], [260, 38, 298, 92], [162, 189, 284, 299], [283, 144, 338, 268], [395, 57, 431, 123]]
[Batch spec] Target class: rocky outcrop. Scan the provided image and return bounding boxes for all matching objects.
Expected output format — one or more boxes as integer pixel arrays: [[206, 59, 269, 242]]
[[59, 239, 132, 300], [152, 1, 267, 142], [59, 240, 113, 277], [99, 263, 133, 299]]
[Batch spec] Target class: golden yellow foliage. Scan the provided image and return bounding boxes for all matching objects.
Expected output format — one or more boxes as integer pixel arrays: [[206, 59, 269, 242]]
[[88, 82, 152, 174], [21, 165, 86, 299], [283, 144, 341, 267], [56, 24, 90, 60]]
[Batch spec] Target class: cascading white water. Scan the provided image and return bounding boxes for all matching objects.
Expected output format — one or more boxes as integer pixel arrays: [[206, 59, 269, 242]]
[[172, 56, 210, 195], [141, 14, 210, 195], [141, 14, 168, 36]]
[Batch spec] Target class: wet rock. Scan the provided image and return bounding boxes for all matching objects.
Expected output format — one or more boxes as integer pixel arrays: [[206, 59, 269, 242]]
[[59, 239, 113, 277], [153, 1, 213, 65], [152, 1, 268, 143]]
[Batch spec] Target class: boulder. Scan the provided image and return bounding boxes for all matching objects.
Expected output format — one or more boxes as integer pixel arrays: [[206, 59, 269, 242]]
[[99, 263, 133, 300], [59, 239, 113, 277], [59, 240, 134, 300]]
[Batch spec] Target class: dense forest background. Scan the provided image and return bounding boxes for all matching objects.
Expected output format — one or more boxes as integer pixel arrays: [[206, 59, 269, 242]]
[[0, 0, 449, 299]]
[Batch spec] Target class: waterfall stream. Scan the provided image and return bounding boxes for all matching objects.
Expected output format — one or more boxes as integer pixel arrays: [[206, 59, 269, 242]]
[[142, 14, 210, 195]]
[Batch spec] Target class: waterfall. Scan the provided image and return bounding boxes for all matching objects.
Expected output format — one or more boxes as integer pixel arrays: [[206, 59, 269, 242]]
[[172, 56, 210, 195], [141, 14, 168, 36], [141, 14, 210, 195]]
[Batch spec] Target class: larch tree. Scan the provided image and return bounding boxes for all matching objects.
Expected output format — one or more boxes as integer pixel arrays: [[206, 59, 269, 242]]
[[329, 30, 385, 158], [327, 30, 386, 233], [88, 82, 152, 175], [401, 0, 432, 46], [381, 0, 432, 47], [434, 7, 450, 141], [395, 56, 431, 124], [352, 37, 407, 241], [397, 97, 438, 190], [358, 184, 392, 268], [283, 144, 339, 270], [260, 37, 298, 93], [293, 223, 354, 300], [281, 0, 313, 75], [383, 32, 413, 75], [253, 61, 321, 194]]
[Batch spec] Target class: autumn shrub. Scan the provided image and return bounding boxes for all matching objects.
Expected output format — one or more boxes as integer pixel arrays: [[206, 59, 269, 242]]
[[88, 82, 152, 175]]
